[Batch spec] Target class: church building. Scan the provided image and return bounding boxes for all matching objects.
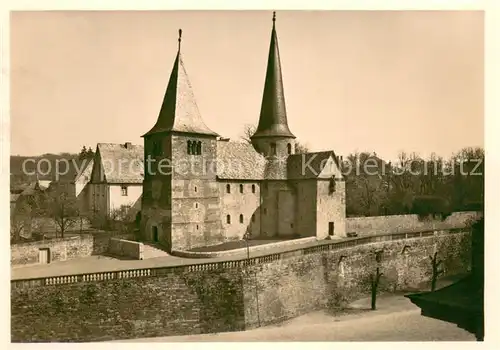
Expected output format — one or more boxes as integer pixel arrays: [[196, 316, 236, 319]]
[[140, 13, 346, 252]]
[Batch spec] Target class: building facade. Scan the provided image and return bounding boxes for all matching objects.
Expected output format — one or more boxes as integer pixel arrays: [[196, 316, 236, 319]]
[[140, 14, 347, 252], [87, 143, 143, 219]]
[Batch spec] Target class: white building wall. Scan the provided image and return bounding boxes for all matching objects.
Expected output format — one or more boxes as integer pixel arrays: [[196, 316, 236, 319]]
[[109, 184, 142, 213]]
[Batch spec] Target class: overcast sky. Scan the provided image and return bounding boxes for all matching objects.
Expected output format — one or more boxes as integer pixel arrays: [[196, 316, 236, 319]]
[[10, 10, 483, 161]]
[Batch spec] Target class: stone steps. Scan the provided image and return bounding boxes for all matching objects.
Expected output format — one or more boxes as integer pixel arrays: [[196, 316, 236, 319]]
[[142, 244, 170, 259]]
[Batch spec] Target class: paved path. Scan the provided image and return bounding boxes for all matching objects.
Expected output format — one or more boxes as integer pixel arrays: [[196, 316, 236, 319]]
[[11, 237, 336, 280], [113, 293, 475, 342]]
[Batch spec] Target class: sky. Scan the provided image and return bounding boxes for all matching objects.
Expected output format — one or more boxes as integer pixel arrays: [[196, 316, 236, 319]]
[[10, 10, 484, 161]]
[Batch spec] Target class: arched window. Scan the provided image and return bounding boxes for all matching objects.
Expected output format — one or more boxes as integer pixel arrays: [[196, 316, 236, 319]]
[[196, 141, 202, 155], [226, 215, 231, 224], [190, 141, 197, 155], [239, 214, 244, 224], [187, 141, 192, 155], [287, 143, 292, 155], [226, 184, 231, 194], [239, 184, 244, 193], [251, 184, 256, 193]]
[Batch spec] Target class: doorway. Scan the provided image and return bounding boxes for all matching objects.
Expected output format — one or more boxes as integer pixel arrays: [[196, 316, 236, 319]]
[[328, 222, 335, 236], [39, 248, 50, 264], [152, 226, 159, 243]]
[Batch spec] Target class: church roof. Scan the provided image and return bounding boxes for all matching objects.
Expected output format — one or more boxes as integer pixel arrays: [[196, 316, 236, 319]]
[[252, 12, 295, 140], [287, 151, 342, 180], [96, 143, 144, 184], [143, 30, 218, 137], [216, 141, 267, 180]]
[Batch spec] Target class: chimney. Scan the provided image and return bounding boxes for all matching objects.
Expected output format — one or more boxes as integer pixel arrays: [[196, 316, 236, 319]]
[[124, 142, 132, 149]]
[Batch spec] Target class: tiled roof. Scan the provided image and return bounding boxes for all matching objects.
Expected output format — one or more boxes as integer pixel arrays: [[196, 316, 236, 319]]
[[74, 158, 94, 183], [143, 51, 218, 137], [287, 151, 341, 180], [216, 141, 267, 180], [97, 143, 144, 184]]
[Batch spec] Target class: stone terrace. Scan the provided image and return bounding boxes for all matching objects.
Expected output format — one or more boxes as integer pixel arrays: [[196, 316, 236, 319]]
[[10, 229, 466, 282]]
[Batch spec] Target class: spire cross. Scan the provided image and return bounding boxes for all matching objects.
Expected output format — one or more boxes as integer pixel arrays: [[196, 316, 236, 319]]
[[178, 29, 182, 51]]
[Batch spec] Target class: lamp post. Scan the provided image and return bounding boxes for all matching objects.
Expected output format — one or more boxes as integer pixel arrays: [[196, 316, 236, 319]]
[[243, 231, 261, 327]]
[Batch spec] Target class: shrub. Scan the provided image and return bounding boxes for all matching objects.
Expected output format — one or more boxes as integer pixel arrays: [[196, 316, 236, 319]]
[[412, 195, 451, 220]]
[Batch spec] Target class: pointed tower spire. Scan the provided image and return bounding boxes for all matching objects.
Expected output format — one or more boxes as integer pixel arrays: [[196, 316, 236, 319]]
[[143, 29, 217, 137], [251, 11, 295, 140]]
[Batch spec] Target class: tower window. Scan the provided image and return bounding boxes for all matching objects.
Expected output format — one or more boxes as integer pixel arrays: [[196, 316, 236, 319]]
[[287, 143, 292, 155], [239, 184, 244, 193], [226, 215, 231, 224], [121, 186, 128, 196], [270, 142, 277, 156], [329, 177, 336, 194], [187, 140, 192, 155], [194, 202, 199, 209], [152, 141, 162, 157], [252, 184, 256, 193], [194, 186, 197, 192], [252, 214, 255, 222], [196, 141, 202, 155], [226, 184, 231, 194], [187, 140, 202, 155], [263, 208, 267, 215], [239, 214, 244, 224], [196, 224, 199, 230]]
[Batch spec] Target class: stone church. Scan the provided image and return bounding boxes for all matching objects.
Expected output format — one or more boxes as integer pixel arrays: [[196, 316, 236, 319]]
[[140, 13, 346, 251]]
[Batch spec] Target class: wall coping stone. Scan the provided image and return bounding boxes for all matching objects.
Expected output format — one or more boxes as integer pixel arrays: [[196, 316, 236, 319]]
[[10, 228, 470, 290]]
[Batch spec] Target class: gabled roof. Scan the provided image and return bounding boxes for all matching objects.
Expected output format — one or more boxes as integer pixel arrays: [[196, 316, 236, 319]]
[[143, 31, 218, 137], [74, 158, 94, 183], [287, 151, 343, 180], [216, 141, 267, 180], [95, 143, 144, 184]]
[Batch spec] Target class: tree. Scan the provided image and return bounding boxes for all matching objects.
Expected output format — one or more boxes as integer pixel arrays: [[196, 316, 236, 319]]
[[429, 251, 445, 292], [370, 267, 384, 310], [78, 146, 88, 160], [86, 147, 95, 159], [43, 186, 79, 238], [240, 124, 309, 153]]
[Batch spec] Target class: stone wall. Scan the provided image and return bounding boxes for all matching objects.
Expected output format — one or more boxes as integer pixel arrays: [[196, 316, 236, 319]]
[[11, 270, 244, 342], [242, 232, 471, 328], [11, 231, 134, 266], [108, 238, 144, 260], [11, 230, 471, 342], [346, 211, 480, 236]]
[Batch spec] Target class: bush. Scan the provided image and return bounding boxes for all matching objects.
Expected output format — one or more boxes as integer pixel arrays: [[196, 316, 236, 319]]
[[412, 195, 451, 220], [462, 201, 484, 212]]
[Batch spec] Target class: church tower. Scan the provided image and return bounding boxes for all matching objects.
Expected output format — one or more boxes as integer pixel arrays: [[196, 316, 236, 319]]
[[251, 12, 296, 179], [141, 30, 222, 252]]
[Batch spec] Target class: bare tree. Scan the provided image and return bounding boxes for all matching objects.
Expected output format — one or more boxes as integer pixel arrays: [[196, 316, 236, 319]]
[[240, 124, 309, 153], [43, 187, 79, 238], [370, 267, 384, 310], [429, 251, 445, 292]]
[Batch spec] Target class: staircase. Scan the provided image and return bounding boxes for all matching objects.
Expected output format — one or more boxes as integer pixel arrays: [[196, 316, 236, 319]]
[[141, 243, 170, 259]]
